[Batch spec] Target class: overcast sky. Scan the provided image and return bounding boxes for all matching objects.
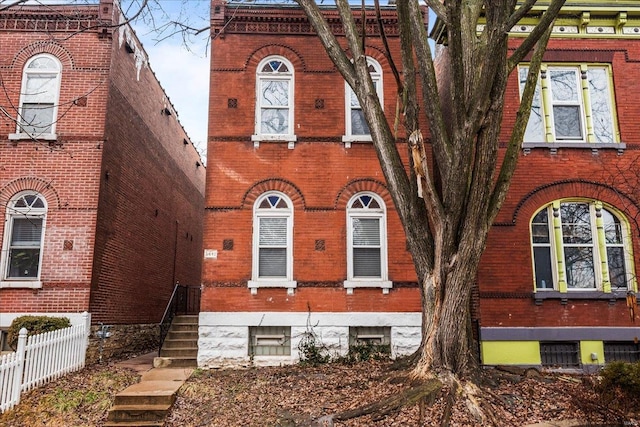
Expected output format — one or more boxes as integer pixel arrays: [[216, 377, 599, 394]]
[[126, 0, 211, 161]]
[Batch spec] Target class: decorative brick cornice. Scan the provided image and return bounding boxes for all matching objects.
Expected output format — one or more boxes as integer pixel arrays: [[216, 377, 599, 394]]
[[214, 3, 401, 37], [0, 5, 100, 34]]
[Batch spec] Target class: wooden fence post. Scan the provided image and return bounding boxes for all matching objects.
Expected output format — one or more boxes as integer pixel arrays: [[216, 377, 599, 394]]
[[11, 328, 28, 408]]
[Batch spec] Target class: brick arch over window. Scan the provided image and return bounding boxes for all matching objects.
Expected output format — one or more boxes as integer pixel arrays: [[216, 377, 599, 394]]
[[342, 46, 389, 70], [335, 178, 391, 210], [242, 178, 305, 210], [510, 179, 640, 227], [245, 45, 305, 72], [0, 177, 61, 210], [11, 41, 74, 70]]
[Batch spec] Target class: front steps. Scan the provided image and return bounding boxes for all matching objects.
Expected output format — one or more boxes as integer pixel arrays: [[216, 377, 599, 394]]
[[104, 315, 198, 426], [104, 368, 192, 427], [154, 315, 198, 368]]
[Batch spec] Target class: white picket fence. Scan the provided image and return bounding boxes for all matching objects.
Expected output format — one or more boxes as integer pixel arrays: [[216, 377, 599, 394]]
[[0, 312, 90, 413]]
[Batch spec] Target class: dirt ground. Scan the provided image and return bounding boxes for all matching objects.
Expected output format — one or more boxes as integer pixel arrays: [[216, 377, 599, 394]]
[[0, 357, 636, 426]]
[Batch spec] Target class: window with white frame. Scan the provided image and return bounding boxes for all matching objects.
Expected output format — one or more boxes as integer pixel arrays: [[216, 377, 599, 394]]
[[12, 54, 62, 140], [519, 64, 616, 144], [252, 56, 296, 146], [343, 58, 383, 144], [248, 192, 295, 292], [345, 193, 391, 293], [1, 192, 47, 287], [530, 200, 634, 292]]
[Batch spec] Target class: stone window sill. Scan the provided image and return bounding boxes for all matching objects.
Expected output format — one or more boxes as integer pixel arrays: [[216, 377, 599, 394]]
[[251, 134, 297, 149], [248, 280, 297, 295], [522, 141, 626, 155], [0, 280, 43, 289], [344, 280, 392, 295], [9, 133, 57, 141], [534, 290, 632, 305]]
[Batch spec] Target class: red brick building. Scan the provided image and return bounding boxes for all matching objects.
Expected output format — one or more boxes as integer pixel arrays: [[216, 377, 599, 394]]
[[201, 0, 640, 370], [200, 1, 423, 366], [0, 0, 205, 359]]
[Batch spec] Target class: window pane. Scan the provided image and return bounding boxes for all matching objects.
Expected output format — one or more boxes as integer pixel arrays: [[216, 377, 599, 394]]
[[261, 80, 288, 106], [261, 108, 289, 134], [519, 67, 545, 142], [603, 210, 623, 244], [607, 247, 627, 289], [11, 218, 43, 246], [561, 203, 592, 244], [532, 209, 550, 243], [353, 218, 380, 246], [28, 57, 58, 70], [564, 247, 595, 289], [550, 69, 579, 102], [351, 109, 370, 135], [587, 68, 614, 143], [533, 247, 553, 289], [553, 105, 582, 139], [353, 248, 381, 277], [259, 248, 286, 277], [8, 248, 40, 278], [24, 74, 57, 103], [259, 217, 286, 246], [20, 103, 54, 134]]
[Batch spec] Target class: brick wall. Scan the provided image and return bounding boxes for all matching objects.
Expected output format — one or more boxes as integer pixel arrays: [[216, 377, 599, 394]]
[[89, 23, 205, 324]]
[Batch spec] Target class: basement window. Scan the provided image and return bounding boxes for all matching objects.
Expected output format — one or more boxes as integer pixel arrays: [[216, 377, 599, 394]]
[[249, 326, 291, 356], [540, 342, 580, 368], [604, 342, 640, 363]]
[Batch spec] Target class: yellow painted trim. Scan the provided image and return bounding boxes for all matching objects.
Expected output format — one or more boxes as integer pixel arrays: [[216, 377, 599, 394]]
[[481, 341, 541, 365], [540, 65, 554, 143], [594, 202, 612, 293], [581, 341, 604, 365], [552, 201, 567, 291], [580, 64, 596, 143]]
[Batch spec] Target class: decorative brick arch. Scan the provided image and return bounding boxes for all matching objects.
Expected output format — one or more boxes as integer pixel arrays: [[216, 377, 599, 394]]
[[242, 178, 305, 210], [245, 44, 305, 72], [0, 177, 61, 210], [335, 178, 391, 210], [11, 41, 74, 70], [509, 179, 640, 226]]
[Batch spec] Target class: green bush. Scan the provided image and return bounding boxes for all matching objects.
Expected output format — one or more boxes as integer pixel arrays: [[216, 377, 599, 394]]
[[599, 361, 640, 397], [7, 315, 71, 350]]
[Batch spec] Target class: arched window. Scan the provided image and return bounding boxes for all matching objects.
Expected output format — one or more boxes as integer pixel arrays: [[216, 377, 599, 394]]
[[249, 192, 296, 294], [1, 192, 47, 287], [343, 58, 383, 145], [252, 56, 296, 147], [14, 54, 62, 139], [345, 192, 391, 293], [530, 200, 634, 292]]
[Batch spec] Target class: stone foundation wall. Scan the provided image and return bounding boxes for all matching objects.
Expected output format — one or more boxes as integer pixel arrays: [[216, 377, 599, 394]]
[[86, 323, 159, 364], [198, 312, 421, 368]]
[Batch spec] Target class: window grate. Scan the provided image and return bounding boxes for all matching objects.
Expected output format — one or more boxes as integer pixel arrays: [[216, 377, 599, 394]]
[[540, 342, 580, 368], [604, 342, 640, 363]]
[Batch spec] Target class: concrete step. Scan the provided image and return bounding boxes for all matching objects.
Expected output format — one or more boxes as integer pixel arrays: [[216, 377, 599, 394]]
[[113, 379, 183, 406], [160, 347, 197, 358], [168, 323, 198, 332], [103, 421, 164, 427], [162, 338, 197, 349], [166, 330, 198, 340], [153, 356, 197, 368], [107, 403, 171, 422], [171, 315, 198, 324]]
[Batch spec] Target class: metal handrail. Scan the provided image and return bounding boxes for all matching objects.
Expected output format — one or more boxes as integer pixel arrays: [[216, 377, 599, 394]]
[[158, 283, 202, 356]]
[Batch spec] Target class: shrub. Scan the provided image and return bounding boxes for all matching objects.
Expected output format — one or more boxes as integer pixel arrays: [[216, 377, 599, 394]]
[[297, 331, 331, 366], [7, 315, 71, 350], [598, 361, 640, 398], [344, 342, 391, 363]]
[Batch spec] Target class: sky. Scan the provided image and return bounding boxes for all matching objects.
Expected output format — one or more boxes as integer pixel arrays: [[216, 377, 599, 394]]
[[124, 0, 211, 162]]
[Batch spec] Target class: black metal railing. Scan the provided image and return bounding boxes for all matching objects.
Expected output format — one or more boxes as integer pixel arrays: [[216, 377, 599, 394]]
[[159, 283, 201, 355]]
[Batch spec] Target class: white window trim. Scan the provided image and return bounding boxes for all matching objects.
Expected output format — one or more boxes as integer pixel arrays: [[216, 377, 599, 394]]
[[547, 66, 587, 142], [0, 192, 47, 289], [248, 192, 296, 294], [10, 54, 62, 141], [531, 200, 636, 293], [344, 192, 391, 294], [343, 58, 383, 147], [252, 56, 296, 149]]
